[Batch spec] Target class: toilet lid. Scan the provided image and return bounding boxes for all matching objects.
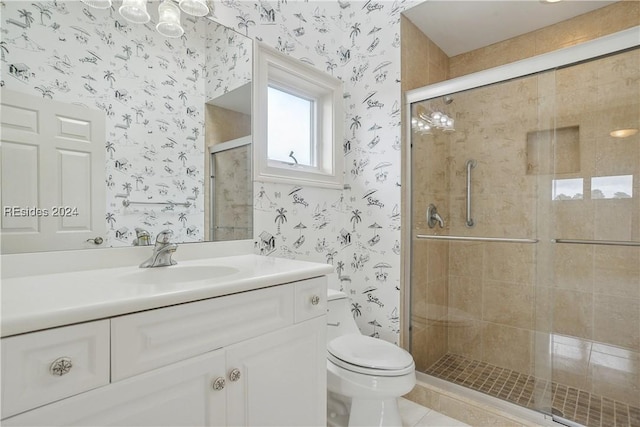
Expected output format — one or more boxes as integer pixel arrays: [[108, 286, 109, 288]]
[[327, 334, 414, 371]]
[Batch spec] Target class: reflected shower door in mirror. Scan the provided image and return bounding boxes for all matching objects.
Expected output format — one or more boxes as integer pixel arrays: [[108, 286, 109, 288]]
[[209, 137, 252, 241], [0, 1, 253, 253]]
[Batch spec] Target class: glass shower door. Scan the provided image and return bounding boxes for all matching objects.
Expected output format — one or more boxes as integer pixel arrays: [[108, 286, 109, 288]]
[[210, 141, 252, 241], [409, 69, 557, 417], [546, 48, 640, 427], [409, 46, 640, 427]]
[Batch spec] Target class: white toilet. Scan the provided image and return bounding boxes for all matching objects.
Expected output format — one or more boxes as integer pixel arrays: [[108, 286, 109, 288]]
[[326, 289, 416, 427]]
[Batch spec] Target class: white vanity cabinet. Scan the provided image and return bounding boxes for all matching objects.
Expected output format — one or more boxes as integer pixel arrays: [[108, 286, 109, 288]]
[[1, 276, 327, 427]]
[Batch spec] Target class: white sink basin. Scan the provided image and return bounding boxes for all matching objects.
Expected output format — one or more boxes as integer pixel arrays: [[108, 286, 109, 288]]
[[121, 265, 239, 285]]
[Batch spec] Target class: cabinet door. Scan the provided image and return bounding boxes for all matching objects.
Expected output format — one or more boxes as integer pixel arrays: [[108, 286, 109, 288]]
[[226, 316, 326, 427], [3, 350, 227, 427]]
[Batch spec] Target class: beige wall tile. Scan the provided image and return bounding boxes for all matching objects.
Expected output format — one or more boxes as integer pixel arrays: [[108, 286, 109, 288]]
[[593, 246, 640, 299], [592, 0, 640, 37], [552, 339, 591, 390], [483, 243, 535, 285], [448, 2, 639, 79], [593, 294, 640, 351], [482, 323, 533, 375], [449, 241, 483, 277], [448, 320, 483, 361], [553, 244, 594, 292], [588, 346, 640, 406], [483, 281, 534, 330], [552, 289, 593, 340], [449, 275, 482, 320], [428, 240, 450, 282], [412, 324, 449, 371]]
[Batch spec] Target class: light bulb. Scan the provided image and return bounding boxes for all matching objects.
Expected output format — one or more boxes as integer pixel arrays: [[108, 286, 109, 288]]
[[179, 0, 209, 17], [119, 0, 150, 24], [157, 0, 184, 38], [81, 0, 112, 9]]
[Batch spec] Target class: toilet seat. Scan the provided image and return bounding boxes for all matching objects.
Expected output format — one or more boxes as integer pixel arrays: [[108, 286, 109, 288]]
[[327, 334, 415, 377]]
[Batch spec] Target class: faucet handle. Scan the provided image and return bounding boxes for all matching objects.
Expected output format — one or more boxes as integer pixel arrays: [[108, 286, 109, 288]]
[[134, 228, 151, 246], [155, 229, 174, 244]]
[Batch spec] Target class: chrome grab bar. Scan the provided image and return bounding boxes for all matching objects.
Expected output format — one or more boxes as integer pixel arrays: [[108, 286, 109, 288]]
[[553, 239, 640, 247], [465, 159, 476, 227], [416, 234, 538, 244]]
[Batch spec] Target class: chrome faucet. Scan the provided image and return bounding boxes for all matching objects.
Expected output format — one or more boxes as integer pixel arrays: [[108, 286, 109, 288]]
[[139, 230, 178, 268]]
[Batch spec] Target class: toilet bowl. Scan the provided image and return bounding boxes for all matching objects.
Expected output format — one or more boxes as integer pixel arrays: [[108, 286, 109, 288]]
[[326, 289, 415, 427]]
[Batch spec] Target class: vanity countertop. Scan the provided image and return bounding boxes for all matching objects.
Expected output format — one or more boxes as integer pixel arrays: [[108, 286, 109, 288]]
[[1, 254, 333, 338]]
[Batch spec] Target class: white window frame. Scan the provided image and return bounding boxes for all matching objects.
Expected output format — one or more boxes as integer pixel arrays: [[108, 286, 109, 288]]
[[253, 41, 344, 189]]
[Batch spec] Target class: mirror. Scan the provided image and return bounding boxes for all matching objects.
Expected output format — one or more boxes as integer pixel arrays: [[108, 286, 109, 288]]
[[0, 0, 252, 254]]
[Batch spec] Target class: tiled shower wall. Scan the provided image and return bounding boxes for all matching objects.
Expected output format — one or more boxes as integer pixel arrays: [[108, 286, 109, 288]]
[[401, 16, 451, 369], [408, 0, 640, 377]]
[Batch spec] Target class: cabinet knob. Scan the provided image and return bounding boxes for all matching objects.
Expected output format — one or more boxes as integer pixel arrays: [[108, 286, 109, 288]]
[[212, 377, 226, 391], [86, 237, 104, 245], [311, 295, 320, 306], [49, 357, 73, 376], [229, 368, 241, 382]]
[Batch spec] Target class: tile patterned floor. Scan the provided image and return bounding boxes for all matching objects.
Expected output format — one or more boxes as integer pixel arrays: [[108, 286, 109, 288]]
[[426, 353, 640, 427]]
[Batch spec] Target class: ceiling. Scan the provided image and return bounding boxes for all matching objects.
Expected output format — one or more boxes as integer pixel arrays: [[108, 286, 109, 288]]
[[403, 0, 619, 57]]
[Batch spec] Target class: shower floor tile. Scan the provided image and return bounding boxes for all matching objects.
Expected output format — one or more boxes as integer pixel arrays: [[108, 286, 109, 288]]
[[425, 353, 640, 427]]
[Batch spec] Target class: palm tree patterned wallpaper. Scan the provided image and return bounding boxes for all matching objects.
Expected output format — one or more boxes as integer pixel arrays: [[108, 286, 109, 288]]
[[211, 0, 411, 344], [1, 0, 211, 246], [1, 0, 413, 344]]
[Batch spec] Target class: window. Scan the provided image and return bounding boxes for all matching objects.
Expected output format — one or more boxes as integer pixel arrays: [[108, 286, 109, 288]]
[[254, 41, 343, 189], [267, 86, 314, 167]]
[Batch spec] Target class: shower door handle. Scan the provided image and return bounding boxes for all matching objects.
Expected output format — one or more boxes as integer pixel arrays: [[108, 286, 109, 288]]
[[466, 159, 476, 227]]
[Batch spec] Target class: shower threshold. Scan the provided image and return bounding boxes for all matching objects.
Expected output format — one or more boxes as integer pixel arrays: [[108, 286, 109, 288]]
[[425, 353, 639, 427]]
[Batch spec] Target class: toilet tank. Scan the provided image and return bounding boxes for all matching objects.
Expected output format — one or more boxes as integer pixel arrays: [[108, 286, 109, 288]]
[[327, 289, 361, 342]]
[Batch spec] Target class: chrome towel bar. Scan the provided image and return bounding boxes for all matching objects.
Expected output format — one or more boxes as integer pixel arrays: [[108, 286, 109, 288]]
[[416, 235, 538, 244], [415, 235, 639, 246], [553, 239, 640, 247]]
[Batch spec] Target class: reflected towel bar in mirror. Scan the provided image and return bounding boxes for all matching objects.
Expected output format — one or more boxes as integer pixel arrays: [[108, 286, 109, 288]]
[[122, 199, 192, 208]]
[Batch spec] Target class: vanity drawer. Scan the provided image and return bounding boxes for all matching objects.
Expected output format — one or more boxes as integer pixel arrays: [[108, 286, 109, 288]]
[[1, 320, 110, 419], [111, 283, 294, 381], [294, 276, 327, 323]]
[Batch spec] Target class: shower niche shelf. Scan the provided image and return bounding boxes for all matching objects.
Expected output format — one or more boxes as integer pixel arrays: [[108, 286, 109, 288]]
[[526, 125, 580, 175]]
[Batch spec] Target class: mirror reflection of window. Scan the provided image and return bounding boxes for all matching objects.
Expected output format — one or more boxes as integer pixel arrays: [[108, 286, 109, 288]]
[[552, 178, 584, 200], [267, 86, 315, 167], [591, 175, 633, 199]]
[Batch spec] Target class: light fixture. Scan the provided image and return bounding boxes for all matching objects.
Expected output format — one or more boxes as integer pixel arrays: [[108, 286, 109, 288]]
[[80, 0, 112, 9], [412, 105, 455, 134], [84, 0, 210, 37], [610, 128, 639, 138], [179, 0, 209, 17], [119, 0, 150, 24], [156, 0, 184, 38]]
